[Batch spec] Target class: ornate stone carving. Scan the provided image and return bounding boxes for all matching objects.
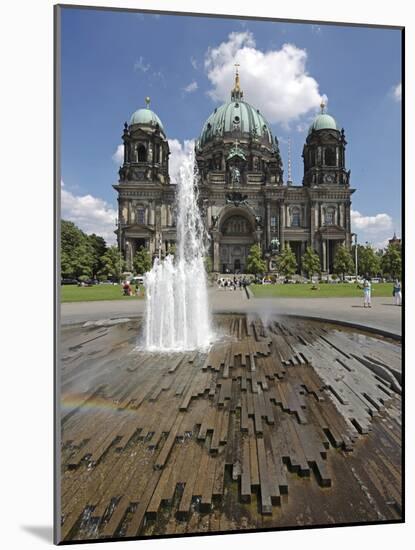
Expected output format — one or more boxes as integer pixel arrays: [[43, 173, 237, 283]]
[[230, 166, 241, 185], [225, 192, 249, 207]]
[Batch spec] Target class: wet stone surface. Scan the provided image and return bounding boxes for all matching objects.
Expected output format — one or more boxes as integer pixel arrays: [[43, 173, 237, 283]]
[[59, 314, 402, 542]]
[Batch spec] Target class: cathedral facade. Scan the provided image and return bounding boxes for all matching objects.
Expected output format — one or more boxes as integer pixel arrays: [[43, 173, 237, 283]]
[[114, 72, 354, 274]]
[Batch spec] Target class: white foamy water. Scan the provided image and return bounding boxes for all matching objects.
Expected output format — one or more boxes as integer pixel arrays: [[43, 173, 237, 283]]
[[144, 149, 212, 351]]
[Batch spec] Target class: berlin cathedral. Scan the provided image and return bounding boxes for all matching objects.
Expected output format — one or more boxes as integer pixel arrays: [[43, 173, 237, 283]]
[[114, 69, 354, 274]]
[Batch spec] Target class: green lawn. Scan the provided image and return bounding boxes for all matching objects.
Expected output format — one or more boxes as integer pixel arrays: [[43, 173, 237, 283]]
[[251, 282, 394, 299], [61, 284, 145, 303]]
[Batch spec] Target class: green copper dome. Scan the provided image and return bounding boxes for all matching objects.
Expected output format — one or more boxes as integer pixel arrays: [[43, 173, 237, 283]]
[[129, 97, 164, 132], [308, 103, 339, 134], [199, 100, 273, 147], [198, 71, 273, 147]]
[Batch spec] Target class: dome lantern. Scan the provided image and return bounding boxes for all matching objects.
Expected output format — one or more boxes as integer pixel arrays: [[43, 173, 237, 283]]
[[231, 63, 243, 101], [129, 97, 165, 133], [308, 100, 339, 135]]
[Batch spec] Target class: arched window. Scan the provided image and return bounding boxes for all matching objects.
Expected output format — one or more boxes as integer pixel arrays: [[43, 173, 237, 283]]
[[324, 207, 335, 225], [324, 146, 336, 166], [137, 207, 145, 225], [137, 144, 146, 162], [223, 215, 250, 235], [291, 207, 301, 227]]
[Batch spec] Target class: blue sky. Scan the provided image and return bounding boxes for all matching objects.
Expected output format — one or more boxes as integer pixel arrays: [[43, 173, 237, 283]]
[[60, 7, 402, 247]]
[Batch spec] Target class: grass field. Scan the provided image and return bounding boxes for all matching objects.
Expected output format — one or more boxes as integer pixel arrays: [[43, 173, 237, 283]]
[[61, 284, 145, 303], [251, 282, 394, 299]]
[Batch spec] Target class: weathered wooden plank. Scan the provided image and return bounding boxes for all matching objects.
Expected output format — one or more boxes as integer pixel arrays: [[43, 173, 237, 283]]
[[256, 438, 272, 514]]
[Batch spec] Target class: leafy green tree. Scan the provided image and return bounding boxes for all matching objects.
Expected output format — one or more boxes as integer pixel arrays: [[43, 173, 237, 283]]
[[380, 243, 402, 279], [204, 255, 213, 273], [276, 244, 297, 277], [166, 243, 176, 256], [246, 244, 267, 275], [61, 220, 94, 279], [301, 246, 321, 279], [100, 245, 126, 281], [354, 243, 380, 277], [333, 244, 354, 280], [133, 246, 152, 275], [88, 233, 107, 279]]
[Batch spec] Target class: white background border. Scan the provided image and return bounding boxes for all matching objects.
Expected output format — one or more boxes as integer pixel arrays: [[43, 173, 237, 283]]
[[0, 0, 411, 548]]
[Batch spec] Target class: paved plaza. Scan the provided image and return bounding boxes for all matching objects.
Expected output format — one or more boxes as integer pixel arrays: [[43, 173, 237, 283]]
[[61, 288, 402, 337]]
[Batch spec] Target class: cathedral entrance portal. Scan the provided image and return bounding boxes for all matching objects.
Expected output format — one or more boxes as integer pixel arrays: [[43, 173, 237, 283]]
[[217, 211, 255, 273]]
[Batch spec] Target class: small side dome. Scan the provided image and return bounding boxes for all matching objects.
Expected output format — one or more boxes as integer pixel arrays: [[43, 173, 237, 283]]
[[308, 101, 339, 135], [129, 97, 165, 132]]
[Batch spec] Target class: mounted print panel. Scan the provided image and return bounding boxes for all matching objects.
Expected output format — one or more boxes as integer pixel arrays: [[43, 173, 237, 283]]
[[54, 4, 403, 544]]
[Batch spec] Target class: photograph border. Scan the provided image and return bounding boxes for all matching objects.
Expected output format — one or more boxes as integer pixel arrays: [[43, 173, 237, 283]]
[[53, 4, 405, 545]]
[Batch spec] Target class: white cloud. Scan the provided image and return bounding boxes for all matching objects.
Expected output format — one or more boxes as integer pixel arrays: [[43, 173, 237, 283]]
[[351, 209, 394, 249], [393, 82, 401, 102], [311, 25, 322, 35], [190, 56, 198, 70], [134, 56, 150, 73], [168, 139, 195, 184], [351, 210, 392, 231], [183, 80, 198, 93], [61, 182, 117, 245], [204, 31, 325, 126], [112, 144, 124, 165]]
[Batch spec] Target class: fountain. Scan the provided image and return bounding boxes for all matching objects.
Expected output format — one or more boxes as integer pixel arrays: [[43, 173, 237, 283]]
[[144, 149, 213, 351]]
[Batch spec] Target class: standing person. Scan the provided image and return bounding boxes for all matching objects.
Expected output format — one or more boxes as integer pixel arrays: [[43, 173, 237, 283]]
[[363, 277, 372, 308], [393, 279, 402, 306]]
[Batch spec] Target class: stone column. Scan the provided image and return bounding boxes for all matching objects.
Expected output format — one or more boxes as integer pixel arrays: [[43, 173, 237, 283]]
[[279, 201, 285, 250], [345, 200, 351, 247], [213, 233, 220, 272], [266, 202, 271, 250], [310, 201, 316, 249], [322, 240, 327, 272], [125, 240, 132, 271], [149, 202, 155, 226]]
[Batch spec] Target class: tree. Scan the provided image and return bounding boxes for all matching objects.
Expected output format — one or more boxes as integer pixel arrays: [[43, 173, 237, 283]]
[[89, 233, 107, 279], [61, 220, 94, 279], [381, 243, 402, 279], [166, 243, 176, 257], [276, 244, 297, 278], [354, 243, 380, 277], [100, 245, 126, 281], [204, 255, 213, 273], [333, 244, 354, 280], [301, 246, 321, 279], [133, 246, 152, 275], [246, 244, 267, 275]]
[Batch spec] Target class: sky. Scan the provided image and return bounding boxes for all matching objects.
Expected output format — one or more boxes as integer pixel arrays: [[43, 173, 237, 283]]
[[60, 7, 402, 248]]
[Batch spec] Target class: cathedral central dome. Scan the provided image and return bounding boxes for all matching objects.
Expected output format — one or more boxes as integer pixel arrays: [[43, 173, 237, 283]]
[[198, 70, 274, 148]]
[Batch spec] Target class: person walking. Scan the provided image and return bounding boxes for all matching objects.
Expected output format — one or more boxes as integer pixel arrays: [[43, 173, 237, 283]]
[[363, 277, 372, 308], [393, 279, 402, 306]]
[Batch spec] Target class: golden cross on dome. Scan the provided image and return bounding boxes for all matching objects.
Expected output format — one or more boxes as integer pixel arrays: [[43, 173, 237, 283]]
[[320, 99, 326, 113], [145, 96, 151, 108], [234, 63, 241, 91]]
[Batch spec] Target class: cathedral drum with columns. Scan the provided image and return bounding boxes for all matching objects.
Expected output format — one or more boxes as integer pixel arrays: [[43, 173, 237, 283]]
[[114, 70, 354, 275]]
